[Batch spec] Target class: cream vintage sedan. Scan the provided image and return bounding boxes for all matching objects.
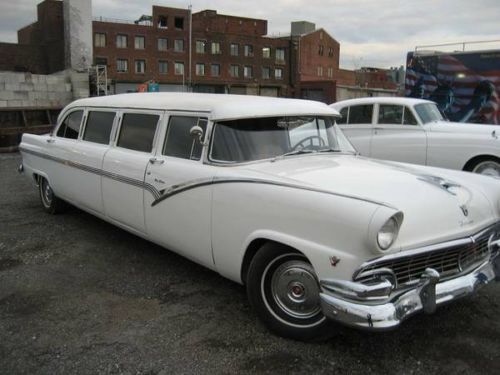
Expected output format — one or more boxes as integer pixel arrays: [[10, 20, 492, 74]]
[[19, 93, 500, 341], [331, 97, 500, 177]]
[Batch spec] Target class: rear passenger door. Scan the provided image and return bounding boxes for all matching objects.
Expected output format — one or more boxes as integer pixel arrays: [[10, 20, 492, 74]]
[[370, 104, 427, 165], [102, 110, 163, 233], [144, 115, 216, 269], [337, 104, 374, 156]]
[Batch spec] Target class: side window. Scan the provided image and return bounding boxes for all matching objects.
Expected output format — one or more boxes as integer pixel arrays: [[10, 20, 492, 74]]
[[337, 107, 348, 124], [163, 116, 207, 160], [117, 113, 159, 152], [378, 105, 403, 125], [348, 105, 373, 124], [56, 110, 83, 139], [83, 111, 116, 144], [403, 107, 418, 125]]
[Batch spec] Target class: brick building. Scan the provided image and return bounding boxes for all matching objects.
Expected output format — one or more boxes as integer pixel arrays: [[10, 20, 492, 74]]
[[0, 0, 65, 74], [93, 6, 290, 96]]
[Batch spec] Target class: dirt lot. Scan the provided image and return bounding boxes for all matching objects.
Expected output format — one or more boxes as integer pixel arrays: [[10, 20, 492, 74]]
[[1, 153, 500, 374]]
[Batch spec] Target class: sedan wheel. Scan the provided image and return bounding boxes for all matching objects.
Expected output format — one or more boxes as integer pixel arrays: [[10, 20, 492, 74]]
[[472, 159, 500, 177]]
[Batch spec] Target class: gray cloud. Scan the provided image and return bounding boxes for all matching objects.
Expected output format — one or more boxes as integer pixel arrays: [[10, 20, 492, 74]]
[[1, 0, 499, 69]]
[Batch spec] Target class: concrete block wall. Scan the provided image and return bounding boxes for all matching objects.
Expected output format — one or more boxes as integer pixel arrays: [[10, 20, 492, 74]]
[[0, 70, 87, 108]]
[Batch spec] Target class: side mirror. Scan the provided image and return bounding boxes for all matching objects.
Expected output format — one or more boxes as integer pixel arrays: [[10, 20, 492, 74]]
[[190, 125, 205, 145]]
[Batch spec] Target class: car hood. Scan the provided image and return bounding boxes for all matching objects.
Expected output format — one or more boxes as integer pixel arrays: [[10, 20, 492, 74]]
[[428, 120, 500, 136], [236, 154, 500, 250]]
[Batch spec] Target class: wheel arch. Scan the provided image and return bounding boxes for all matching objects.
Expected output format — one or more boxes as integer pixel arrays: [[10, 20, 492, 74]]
[[463, 154, 500, 172], [240, 238, 305, 285]]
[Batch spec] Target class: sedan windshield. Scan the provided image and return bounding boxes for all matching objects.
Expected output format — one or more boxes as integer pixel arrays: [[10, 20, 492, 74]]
[[414, 103, 445, 124], [209, 116, 355, 163]]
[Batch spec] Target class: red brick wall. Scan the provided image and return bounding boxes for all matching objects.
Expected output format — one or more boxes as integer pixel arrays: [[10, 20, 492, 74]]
[[192, 10, 267, 36], [0, 43, 47, 73], [336, 69, 356, 86], [298, 29, 339, 82]]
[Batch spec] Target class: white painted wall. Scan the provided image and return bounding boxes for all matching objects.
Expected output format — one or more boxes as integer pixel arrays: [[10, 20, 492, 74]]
[[63, 0, 92, 71]]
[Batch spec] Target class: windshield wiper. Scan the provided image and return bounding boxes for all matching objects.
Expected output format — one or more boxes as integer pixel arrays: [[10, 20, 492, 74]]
[[280, 149, 316, 157], [317, 148, 342, 153]]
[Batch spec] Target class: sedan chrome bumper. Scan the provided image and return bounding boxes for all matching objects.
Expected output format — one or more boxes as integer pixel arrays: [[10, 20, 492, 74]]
[[319, 254, 500, 330]]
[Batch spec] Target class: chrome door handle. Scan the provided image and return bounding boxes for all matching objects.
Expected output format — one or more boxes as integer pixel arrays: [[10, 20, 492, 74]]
[[149, 157, 165, 165], [46, 138, 55, 143]]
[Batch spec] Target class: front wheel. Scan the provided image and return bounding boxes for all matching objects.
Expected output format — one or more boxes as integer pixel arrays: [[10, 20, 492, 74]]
[[246, 243, 333, 341], [39, 177, 66, 214]]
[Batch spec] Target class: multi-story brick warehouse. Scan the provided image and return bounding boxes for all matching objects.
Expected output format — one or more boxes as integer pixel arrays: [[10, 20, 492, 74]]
[[93, 6, 291, 96]]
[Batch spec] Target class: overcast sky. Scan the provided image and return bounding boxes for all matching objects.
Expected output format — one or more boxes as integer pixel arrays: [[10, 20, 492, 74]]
[[1, 0, 499, 69]]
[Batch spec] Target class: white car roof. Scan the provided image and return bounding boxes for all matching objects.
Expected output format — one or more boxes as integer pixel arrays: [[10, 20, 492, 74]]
[[65, 92, 340, 121], [330, 97, 434, 109]]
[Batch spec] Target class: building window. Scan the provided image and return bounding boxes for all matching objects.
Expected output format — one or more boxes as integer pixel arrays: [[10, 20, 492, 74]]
[[318, 45, 324, 56], [196, 40, 206, 54], [262, 47, 271, 58], [196, 63, 205, 76], [135, 60, 146, 74], [230, 65, 239, 78], [174, 17, 184, 30], [116, 34, 127, 48], [175, 62, 184, 75], [94, 33, 106, 47], [158, 15, 168, 28], [244, 66, 253, 78], [317, 66, 323, 77], [211, 64, 220, 77], [158, 38, 168, 51], [327, 67, 333, 78], [244, 44, 253, 57], [117, 59, 128, 73], [174, 39, 184, 52], [276, 48, 285, 62], [275, 68, 283, 80], [211, 42, 221, 54], [328, 47, 334, 57], [159, 60, 168, 74], [135, 36, 145, 49], [95, 57, 107, 66], [230, 43, 239, 56], [262, 67, 271, 79]]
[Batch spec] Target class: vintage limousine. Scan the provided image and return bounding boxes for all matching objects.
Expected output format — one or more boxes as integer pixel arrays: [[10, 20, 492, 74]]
[[19, 93, 500, 341]]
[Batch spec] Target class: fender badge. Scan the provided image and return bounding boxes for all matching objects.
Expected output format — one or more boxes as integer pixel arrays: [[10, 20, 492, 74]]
[[460, 205, 469, 217], [329, 256, 341, 267]]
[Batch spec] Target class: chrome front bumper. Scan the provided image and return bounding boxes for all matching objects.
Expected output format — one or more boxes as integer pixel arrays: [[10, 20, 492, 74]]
[[319, 254, 500, 330]]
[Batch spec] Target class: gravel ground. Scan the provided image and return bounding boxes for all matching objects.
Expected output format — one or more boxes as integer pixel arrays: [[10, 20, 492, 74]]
[[1, 152, 500, 375]]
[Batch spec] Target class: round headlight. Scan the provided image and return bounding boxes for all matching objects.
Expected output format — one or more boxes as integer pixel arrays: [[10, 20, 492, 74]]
[[377, 217, 399, 250]]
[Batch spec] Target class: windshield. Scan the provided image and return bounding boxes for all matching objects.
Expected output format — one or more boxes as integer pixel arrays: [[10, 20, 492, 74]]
[[209, 116, 355, 163], [414, 103, 445, 124]]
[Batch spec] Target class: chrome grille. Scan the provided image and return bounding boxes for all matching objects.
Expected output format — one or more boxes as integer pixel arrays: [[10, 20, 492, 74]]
[[355, 231, 493, 288]]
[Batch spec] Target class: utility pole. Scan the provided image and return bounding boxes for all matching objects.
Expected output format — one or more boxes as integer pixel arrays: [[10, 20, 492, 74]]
[[188, 4, 192, 91]]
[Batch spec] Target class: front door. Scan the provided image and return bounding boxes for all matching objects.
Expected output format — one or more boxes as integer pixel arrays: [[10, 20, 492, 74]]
[[370, 104, 427, 165], [145, 115, 215, 269], [337, 104, 374, 156]]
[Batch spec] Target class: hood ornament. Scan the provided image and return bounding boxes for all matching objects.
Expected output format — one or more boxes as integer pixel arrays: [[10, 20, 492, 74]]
[[417, 175, 461, 196], [460, 205, 469, 217]]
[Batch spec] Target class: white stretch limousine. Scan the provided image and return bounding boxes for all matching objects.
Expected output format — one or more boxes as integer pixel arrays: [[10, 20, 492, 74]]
[[19, 93, 500, 340]]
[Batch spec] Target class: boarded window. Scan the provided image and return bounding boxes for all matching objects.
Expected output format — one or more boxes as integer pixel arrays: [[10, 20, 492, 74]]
[[117, 113, 159, 152], [56, 110, 83, 139], [83, 111, 115, 145]]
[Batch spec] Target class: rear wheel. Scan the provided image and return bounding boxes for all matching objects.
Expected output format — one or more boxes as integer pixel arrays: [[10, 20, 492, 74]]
[[471, 158, 500, 177], [246, 243, 333, 341], [39, 177, 66, 214]]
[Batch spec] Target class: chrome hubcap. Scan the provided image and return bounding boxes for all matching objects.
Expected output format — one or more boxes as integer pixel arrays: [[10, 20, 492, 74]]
[[42, 180, 53, 206], [270, 260, 321, 319], [473, 161, 500, 177]]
